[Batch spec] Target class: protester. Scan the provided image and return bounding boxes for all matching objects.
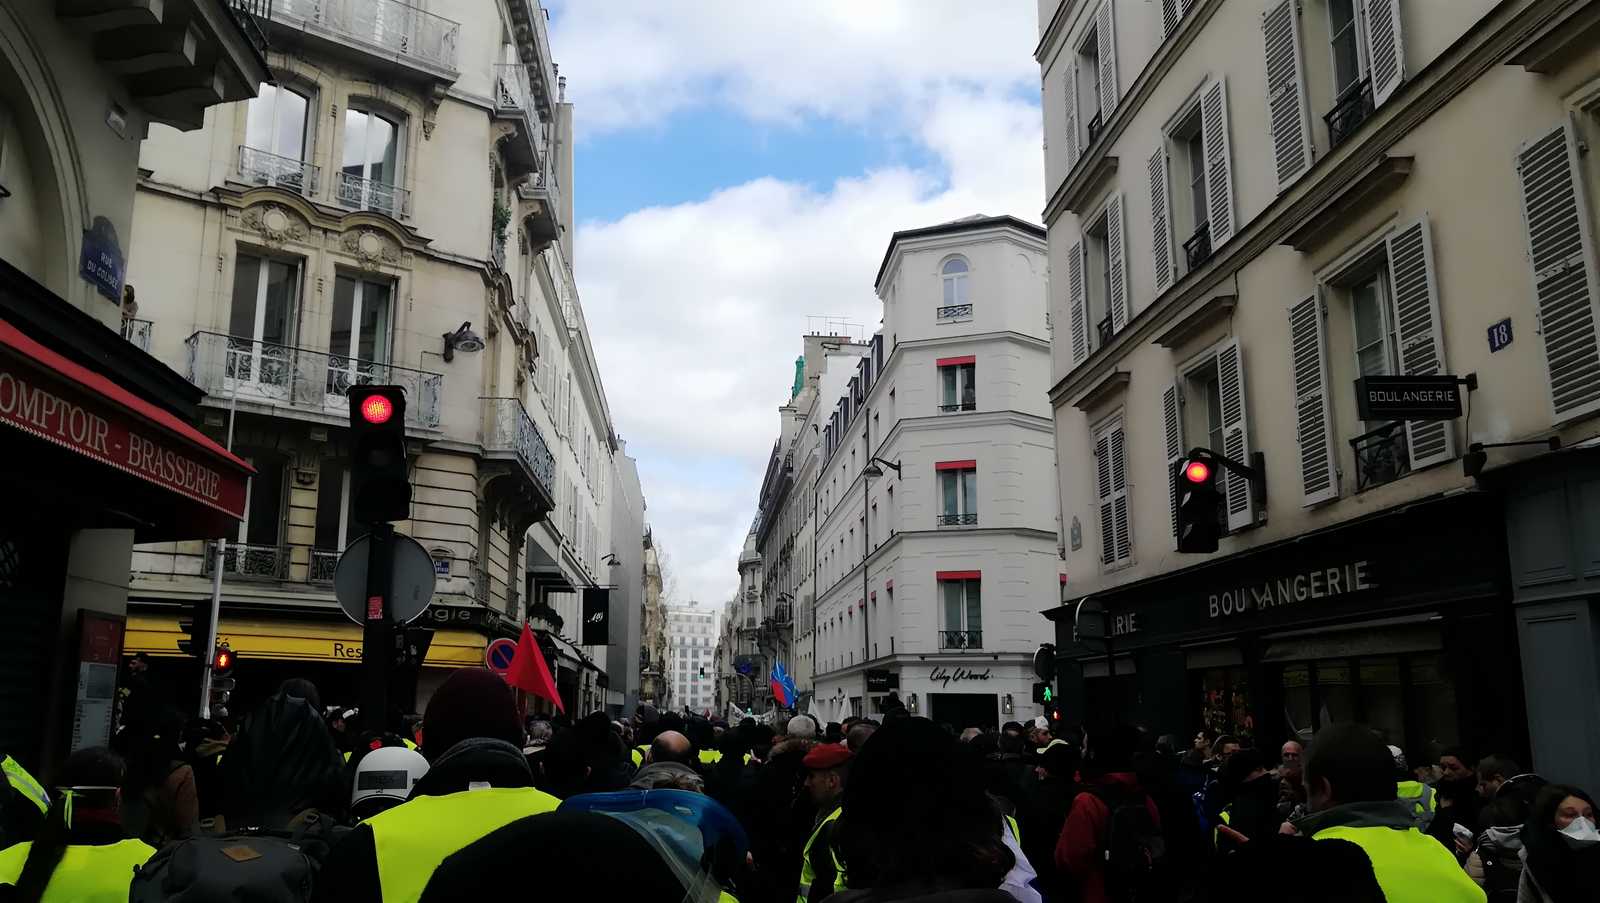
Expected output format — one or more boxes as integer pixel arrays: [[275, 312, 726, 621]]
[[1021, 740, 1078, 902], [1056, 723, 1165, 903], [1517, 783, 1600, 903], [522, 718, 552, 777], [0, 747, 155, 903], [116, 709, 198, 845], [787, 715, 819, 742], [1201, 833, 1388, 903], [1464, 774, 1546, 901], [1390, 744, 1437, 830], [1436, 746, 1484, 850], [349, 746, 429, 821], [1278, 738, 1307, 819], [798, 744, 851, 903], [1475, 754, 1525, 803], [1215, 747, 1279, 852], [845, 722, 877, 754], [219, 678, 345, 830]]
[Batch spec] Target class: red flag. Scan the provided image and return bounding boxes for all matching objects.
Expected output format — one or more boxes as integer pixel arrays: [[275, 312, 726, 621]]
[[505, 623, 563, 713]]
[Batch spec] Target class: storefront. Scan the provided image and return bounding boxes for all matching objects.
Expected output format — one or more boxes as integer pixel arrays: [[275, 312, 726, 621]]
[[1048, 491, 1526, 764], [816, 655, 1043, 729]]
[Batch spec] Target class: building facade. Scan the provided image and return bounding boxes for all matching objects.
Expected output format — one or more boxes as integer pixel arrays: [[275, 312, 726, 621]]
[[1038, 0, 1600, 790], [807, 216, 1058, 729], [639, 528, 667, 706], [0, 0, 268, 770], [666, 601, 718, 714], [607, 442, 647, 716], [118, 0, 630, 718]]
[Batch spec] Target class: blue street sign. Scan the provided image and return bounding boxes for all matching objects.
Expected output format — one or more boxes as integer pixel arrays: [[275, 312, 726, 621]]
[[486, 637, 518, 674]]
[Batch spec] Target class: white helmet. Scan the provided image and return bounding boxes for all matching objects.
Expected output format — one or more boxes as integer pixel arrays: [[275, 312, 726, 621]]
[[352, 746, 429, 817]]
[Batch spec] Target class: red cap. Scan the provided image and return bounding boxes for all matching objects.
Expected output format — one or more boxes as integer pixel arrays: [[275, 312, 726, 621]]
[[802, 744, 854, 770]]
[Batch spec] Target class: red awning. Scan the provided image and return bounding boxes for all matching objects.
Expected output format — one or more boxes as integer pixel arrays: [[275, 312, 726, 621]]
[[0, 317, 252, 534]]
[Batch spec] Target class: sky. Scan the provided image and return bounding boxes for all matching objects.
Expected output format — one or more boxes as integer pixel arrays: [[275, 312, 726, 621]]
[[548, 1, 1046, 608]]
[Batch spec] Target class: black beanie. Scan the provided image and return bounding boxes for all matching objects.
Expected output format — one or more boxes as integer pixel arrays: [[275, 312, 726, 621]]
[[423, 669, 523, 759]]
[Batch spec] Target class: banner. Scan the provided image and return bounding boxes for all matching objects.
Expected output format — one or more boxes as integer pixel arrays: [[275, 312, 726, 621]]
[[581, 587, 611, 646]]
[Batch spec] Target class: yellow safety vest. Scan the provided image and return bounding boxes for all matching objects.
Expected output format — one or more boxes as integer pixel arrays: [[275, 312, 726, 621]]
[[631, 745, 648, 767], [1005, 813, 1021, 843], [1395, 780, 1437, 828], [2, 756, 48, 815], [368, 786, 561, 903], [797, 806, 846, 903], [1311, 823, 1487, 903], [0, 838, 155, 902], [699, 749, 723, 765]]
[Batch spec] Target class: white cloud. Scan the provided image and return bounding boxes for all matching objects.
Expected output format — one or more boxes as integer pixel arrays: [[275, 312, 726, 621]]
[[558, 4, 1045, 608]]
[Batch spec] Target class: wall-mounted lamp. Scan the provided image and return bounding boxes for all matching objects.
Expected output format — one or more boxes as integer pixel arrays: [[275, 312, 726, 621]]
[[862, 457, 902, 479], [442, 321, 485, 362], [1002, 693, 1014, 715], [601, 553, 621, 567], [906, 692, 919, 713]]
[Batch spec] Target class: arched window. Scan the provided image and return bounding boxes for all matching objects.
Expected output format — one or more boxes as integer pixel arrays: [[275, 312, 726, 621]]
[[941, 256, 970, 306]]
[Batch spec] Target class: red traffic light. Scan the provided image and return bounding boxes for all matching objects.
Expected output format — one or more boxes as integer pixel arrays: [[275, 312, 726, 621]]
[[360, 394, 395, 424], [1184, 460, 1212, 483], [212, 644, 234, 675]]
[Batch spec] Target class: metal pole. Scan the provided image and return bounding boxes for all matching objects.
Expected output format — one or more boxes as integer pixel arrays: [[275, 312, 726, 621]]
[[197, 374, 243, 719], [862, 469, 871, 669], [362, 522, 396, 726]]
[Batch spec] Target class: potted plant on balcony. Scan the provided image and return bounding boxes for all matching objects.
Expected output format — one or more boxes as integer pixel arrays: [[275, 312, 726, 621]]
[[492, 201, 511, 264]]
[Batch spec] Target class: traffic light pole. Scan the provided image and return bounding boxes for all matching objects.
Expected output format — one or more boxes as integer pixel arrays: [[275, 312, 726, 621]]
[[197, 377, 242, 720], [362, 521, 396, 727]]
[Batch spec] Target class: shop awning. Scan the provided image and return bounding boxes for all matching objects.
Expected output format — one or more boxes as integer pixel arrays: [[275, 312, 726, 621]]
[[0, 317, 252, 538], [125, 615, 488, 668]]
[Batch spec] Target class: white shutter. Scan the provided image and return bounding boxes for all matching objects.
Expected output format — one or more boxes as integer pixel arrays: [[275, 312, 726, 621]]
[[1385, 217, 1456, 469], [1517, 121, 1600, 422], [1161, 382, 1185, 546], [1263, 0, 1313, 190], [1200, 79, 1236, 249], [1068, 239, 1088, 365], [1110, 423, 1130, 564], [1217, 338, 1254, 531], [1096, 0, 1118, 119], [1362, 0, 1404, 107], [1150, 146, 1173, 293], [1094, 430, 1114, 564], [1107, 193, 1128, 333], [1179, 0, 1195, 12], [1289, 295, 1338, 505], [1162, 0, 1180, 36], [1064, 64, 1080, 170]]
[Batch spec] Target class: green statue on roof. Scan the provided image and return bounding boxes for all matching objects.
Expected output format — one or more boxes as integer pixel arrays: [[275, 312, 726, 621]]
[[791, 356, 804, 400]]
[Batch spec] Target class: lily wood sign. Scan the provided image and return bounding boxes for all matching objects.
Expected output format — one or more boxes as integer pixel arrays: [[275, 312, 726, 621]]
[[1355, 374, 1472, 421]]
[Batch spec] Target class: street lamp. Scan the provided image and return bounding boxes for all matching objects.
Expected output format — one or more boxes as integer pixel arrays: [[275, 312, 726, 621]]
[[861, 457, 900, 670]]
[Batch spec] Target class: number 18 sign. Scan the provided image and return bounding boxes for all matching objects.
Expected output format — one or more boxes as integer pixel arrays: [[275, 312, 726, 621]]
[[1487, 318, 1514, 353]]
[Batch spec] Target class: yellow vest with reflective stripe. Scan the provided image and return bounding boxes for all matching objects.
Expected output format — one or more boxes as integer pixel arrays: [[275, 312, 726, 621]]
[[368, 786, 561, 903], [631, 745, 648, 766], [797, 806, 845, 903], [1395, 780, 1436, 828], [0, 838, 155, 902], [2, 756, 48, 815], [699, 749, 723, 765], [1311, 823, 1486, 903]]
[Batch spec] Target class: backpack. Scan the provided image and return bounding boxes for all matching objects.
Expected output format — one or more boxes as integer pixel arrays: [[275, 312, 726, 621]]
[[1089, 784, 1167, 903], [128, 813, 343, 903]]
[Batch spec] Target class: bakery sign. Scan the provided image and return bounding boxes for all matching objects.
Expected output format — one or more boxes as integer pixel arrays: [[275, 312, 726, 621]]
[[1209, 560, 1377, 619], [1354, 375, 1463, 421]]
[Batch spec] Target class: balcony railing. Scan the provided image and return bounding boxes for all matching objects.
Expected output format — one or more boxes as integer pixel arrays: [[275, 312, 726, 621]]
[[1350, 420, 1411, 492], [939, 630, 983, 650], [1087, 110, 1104, 144], [308, 548, 339, 583], [270, 0, 459, 72], [936, 513, 978, 527], [237, 145, 320, 196], [186, 331, 442, 428], [1325, 80, 1374, 150], [495, 63, 532, 116], [205, 541, 290, 580], [937, 303, 974, 320], [336, 171, 409, 218], [120, 318, 152, 352], [1184, 220, 1213, 272], [938, 401, 976, 413], [1097, 313, 1114, 349], [773, 602, 793, 624], [228, 0, 273, 56], [484, 397, 555, 494]]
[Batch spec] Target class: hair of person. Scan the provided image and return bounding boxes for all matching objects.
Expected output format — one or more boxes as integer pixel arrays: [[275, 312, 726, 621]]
[[1439, 745, 1470, 764], [1530, 783, 1596, 827], [13, 747, 126, 903], [1085, 723, 1142, 772], [1040, 742, 1080, 778], [836, 717, 1013, 893], [786, 715, 818, 741], [968, 731, 999, 758], [650, 731, 695, 766], [1215, 733, 1238, 751], [996, 733, 1024, 756], [526, 720, 553, 744], [1220, 747, 1267, 789], [1476, 753, 1521, 781], [1522, 781, 1599, 902], [276, 678, 323, 712], [846, 723, 877, 754], [1303, 724, 1397, 805], [684, 717, 716, 750], [1200, 728, 1220, 743]]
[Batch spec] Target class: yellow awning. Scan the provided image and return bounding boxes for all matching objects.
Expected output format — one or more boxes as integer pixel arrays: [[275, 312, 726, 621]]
[[126, 614, 487, 668]]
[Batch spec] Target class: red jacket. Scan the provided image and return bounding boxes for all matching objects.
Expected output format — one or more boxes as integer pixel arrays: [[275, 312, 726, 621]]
[[1053, 772, 1161, 903]]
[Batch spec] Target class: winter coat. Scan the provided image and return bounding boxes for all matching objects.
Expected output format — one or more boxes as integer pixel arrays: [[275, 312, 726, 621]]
[[1297, 799, 1486, 903], [220, 691, 344, 829], [1054, 772, 1162, 903], [1468, 824, 1526, 900], [1219, 773, 1281, 851]]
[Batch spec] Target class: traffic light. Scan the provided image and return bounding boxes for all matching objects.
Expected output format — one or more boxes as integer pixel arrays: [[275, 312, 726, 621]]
[[1032, 681, 1054, 705], [1032, 643, 1056, 681], [348, 385, 410, 524], [1175, 451, 1224, 553], [212, 643, 235, 676], [177, 598, 212, 659], [210, 675, 235, 719]]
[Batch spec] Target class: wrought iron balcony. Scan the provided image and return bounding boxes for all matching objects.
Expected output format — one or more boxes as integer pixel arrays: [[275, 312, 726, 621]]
[[1184, 220, 1213, 271], [120, 318, 152, 352], [1325, 80, 1374, 150], [268, 0, 460, 74], [238, 146, 320, 196], [773, 602, 793, 624], [1097, 313, 1114, 349], [1351, 420, 1411, 492], [483, 397, 556, 496], [308, 548, 339, 583], [939, 630, 983, 650], [336, 171, 410, 218], [1087, 110, 1104, 144], [205, 541, 289, 580], [936, 513, 979, 527], [937, 303, 974, 320], [939, 401, 976, 413], [228, 0, 273, 57], [186, 331, 443, 428]]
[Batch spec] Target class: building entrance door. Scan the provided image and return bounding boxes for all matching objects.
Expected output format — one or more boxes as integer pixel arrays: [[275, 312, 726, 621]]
[[929, 692, 996, 732]]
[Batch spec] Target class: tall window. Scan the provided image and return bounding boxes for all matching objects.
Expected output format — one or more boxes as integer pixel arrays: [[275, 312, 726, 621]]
[[244, 85, 311, 189], [1077, 25, 1102, 136], [1085, 209, 1112, 349], [939, 360, 975, 412], [937, 463, 978, 526], [228, 254, 299, 392], [941, 257, 969, 311], [1329, 0, 1364, 97], [939, 577, 982, 649], [340, 108, 402, 214], [1185, 356, 1226, 457], [1352, 272, 1398, 384], [328, 275, 392, 395], [1167, 103, 1210, 273]]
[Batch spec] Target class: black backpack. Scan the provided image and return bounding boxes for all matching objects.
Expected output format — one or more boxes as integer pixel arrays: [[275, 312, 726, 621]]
[[1089, 784, 1168, 902], [128, 814, 344, 903]]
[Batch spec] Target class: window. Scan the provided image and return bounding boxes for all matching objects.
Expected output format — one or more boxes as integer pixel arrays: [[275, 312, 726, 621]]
[[1163, 80, 1233, 277], [1171, 105, 1208, 270], [1094, 419, 1131, 569], [936, 462, 977, 526], [243, 84, 312, 190], [1172, 340, 1253, 532], [227, 254, 299, 394], [939, 576, 982, 649], [939, 358, 975, 412], [328, 275, 392, 396], [939, 257, 970, 318], [1077, 25, 1102, 143], [339, 107, 403, 215], [1328, 0, 1363, 97], [229, 451, 287, 577]]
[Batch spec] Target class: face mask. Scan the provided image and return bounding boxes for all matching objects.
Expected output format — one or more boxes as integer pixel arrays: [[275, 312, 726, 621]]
[[1560, 816, 1600, 847]]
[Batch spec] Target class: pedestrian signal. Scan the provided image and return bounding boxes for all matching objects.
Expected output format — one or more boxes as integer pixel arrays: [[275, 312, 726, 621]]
[[1032, 681, 1053, 705], [212, 643, 235, 676]]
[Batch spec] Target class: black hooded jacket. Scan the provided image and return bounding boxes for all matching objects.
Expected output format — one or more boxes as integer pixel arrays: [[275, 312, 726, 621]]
[[220, 690, 345, 829]]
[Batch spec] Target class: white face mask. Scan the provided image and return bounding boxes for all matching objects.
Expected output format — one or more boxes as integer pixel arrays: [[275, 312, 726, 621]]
[[1559, 815, 1600, 846]]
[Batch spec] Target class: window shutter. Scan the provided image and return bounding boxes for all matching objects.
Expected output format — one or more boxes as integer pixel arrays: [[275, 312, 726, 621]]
[[1217, 338, 1254, 531], [1107, 193, 1129, 333], [1096, 0, 1118, 119], [1111, 424, 1131, 564], [1068, 239, 1088, 365], [1161, 382, 1185, 546], [1163, 0, 1180, 36], [1385, 217, 1456, 469], [1065, 64, 1080, 170], [1179, 0, 1195, 12], [1094, 431, 1114, 564], [1517, 121, 1600, 422], [1150, 147, 1173, 293], [1262, 0, 1313, 190], [1361, 0, 1404, 107], [1288, 295, 1338, 505], [1200, 79, 1236, 248]]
